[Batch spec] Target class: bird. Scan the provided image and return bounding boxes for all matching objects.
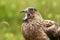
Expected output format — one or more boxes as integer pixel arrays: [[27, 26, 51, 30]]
[[20, 7, 50, 40], [20, 7, 60, 40]]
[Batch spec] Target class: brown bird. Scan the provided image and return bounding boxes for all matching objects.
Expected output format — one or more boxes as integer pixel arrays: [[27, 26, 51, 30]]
[[20, 7, 60, 40], [21, 7, 50, 40]]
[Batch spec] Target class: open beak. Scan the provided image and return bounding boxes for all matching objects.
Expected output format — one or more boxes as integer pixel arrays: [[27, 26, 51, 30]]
[[23, 14, 28, 20], [20, 9, 28, 22]]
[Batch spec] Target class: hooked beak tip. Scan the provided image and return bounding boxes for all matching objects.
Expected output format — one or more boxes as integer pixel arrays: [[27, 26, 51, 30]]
[[20, 10, 27, 13]]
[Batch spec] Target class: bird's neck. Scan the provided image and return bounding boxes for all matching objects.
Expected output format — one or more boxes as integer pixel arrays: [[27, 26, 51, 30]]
[[33, 12, 44, 22], [27, 12, 44, 23]]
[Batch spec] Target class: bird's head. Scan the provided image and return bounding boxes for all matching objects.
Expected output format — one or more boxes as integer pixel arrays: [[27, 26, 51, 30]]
[[20, 7, 37, 22]]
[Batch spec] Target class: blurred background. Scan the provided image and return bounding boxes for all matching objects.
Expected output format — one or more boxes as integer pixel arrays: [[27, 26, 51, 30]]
[[0, 0, 60, 40]]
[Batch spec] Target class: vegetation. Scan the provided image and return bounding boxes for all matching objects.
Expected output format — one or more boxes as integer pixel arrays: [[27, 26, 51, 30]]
[[0, 0, 60, 40]]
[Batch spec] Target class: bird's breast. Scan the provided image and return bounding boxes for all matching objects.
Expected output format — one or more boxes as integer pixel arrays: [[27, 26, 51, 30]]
[[22, 21, 41, 37], [21, 21, 44, 38], [21, 20, 50, 40]]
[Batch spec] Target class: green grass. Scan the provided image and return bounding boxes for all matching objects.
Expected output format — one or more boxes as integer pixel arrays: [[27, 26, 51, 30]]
[[0, 0, 60, 40]]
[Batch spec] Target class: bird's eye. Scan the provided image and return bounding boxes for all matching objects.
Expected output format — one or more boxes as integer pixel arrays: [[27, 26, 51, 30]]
[[27, 14, 30, 17]]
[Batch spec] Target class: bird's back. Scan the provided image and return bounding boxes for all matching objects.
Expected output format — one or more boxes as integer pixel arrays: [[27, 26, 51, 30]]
[[43, 20, 60, 40]]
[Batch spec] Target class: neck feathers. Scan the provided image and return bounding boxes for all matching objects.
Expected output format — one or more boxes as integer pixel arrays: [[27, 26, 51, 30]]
[[33, 12, 43, 21]]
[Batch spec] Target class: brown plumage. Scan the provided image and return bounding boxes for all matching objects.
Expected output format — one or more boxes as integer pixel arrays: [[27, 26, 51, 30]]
[[21, 7, 50, 40], [20, 7, 60, 40], [44, 20, 60, 40]]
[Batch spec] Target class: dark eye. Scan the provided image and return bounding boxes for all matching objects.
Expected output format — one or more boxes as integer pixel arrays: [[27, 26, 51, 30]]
[[27, 14, 30, 17]]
